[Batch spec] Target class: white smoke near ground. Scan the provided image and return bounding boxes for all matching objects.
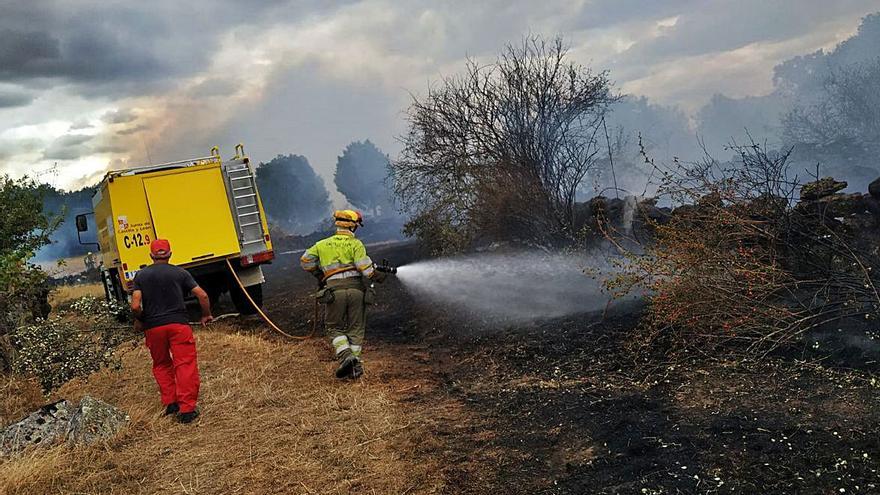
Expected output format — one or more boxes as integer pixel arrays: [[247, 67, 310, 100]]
[[622, 195, 639, 234], [395, 251, 623, 323]]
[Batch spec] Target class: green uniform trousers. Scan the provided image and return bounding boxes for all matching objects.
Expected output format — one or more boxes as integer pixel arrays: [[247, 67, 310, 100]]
[[325, 278, 366, 361]]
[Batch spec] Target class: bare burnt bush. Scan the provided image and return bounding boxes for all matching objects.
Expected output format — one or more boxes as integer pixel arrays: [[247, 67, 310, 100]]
[[393, 36, 617, 253], [606, 138, 880, 359]]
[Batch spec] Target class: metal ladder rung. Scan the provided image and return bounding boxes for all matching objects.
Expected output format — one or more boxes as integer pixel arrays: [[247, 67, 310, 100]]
[[224, 164, 266, 245]]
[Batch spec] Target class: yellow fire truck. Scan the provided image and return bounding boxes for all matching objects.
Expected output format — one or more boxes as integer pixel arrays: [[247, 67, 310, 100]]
[[76, 144, 273, 313]]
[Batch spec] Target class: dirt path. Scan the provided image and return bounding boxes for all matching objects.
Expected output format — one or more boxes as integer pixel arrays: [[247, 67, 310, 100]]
[[0, 325, 463, 494]]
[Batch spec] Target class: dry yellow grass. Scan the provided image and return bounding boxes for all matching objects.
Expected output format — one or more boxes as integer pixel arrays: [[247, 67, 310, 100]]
[[0, 323, 451, 494], [0, 377, 43, 427], [50, 282, 105, 306]]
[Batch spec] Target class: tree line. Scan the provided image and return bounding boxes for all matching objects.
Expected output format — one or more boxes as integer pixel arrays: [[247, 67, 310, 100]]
[[255, 139, 400, 236]]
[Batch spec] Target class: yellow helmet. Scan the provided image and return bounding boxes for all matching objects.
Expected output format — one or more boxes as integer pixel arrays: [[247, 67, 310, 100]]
[[334, 209, 364, 228]]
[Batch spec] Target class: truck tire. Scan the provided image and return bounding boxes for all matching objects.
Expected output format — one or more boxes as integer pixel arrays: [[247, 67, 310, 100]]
[[101, 270, 129, 322], [230, 283, 263, 315], [205, 284, 223, 309], [193, 272, 227, 310]]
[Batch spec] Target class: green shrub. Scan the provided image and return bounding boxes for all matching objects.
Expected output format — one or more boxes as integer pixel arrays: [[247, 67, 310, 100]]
[[9, 296, 132, 392], [0, 175, 59, 367]]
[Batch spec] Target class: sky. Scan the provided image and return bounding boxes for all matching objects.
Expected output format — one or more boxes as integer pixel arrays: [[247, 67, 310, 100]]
[[0, 0, 877, 194]]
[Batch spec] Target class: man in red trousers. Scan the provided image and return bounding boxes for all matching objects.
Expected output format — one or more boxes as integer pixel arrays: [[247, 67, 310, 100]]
[[131, 239, 212, 423]]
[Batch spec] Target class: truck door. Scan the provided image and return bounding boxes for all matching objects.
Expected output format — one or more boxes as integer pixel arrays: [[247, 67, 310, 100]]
[[143, 168, 240, 264]]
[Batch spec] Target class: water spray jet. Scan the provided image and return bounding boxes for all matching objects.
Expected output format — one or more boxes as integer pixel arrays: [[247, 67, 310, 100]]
[[392, 251, 615, 323]]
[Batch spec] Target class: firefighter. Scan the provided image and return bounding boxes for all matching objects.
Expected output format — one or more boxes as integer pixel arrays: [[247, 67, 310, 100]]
[[131, 239, 213, 423], [300, 210, 383, 379]]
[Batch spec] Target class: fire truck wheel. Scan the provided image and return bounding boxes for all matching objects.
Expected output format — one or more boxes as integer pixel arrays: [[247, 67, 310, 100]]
[[231, 283, 263, 315], [204, 284, 223, 308]]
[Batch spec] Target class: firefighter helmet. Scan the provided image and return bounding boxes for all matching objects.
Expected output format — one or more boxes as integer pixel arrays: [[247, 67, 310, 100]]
[[334, 209, 363, 229]]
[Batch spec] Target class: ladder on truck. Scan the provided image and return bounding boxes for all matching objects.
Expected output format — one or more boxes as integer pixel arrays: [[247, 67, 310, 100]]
[[222, 154, 268, 257]]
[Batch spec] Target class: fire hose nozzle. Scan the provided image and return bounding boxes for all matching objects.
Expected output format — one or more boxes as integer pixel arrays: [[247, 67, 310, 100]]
[[375, 259, 397, 275]]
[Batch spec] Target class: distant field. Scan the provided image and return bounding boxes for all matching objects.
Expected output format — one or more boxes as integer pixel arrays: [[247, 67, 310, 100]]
[[36, 256, 89, 278]]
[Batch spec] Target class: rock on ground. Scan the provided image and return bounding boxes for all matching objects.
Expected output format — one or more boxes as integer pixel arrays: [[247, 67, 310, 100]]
[[67, 395, 129, 445], [0, 396, 128, 456], [0, 400, 73, 456]]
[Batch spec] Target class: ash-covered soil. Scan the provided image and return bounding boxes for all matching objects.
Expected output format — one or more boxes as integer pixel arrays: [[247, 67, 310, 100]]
[[254, 242, 880, 494]]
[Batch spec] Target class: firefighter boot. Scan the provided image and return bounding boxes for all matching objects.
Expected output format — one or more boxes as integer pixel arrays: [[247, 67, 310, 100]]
[[178, 408, 200, 424], [351, 359, 364, 379], [335, 355, 358, 379]]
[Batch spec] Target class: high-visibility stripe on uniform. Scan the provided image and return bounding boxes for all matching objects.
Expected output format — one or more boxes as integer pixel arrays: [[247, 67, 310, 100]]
[[332, 335, 350, 355], [321, 262, 359, 279], [355, 257, 375, 278], [350, 345, 362, 356], [326, 270, 362, 281], [300, 252, 319, 271]]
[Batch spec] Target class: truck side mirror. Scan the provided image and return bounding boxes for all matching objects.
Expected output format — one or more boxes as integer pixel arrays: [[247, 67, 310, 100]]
[[75, 214, 88, 232]]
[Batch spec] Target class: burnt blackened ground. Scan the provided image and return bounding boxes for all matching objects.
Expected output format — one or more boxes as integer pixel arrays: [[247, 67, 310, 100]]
[[443, 315, 880, 494], [255, 244, 880, 494]]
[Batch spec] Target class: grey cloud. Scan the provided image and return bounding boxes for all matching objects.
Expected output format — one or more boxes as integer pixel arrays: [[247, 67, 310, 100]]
[[42, 134, 93, 160], [0, 26, 167, 85], [69, 119, 93, 130], [0, 88, 33, 108], [188, 78, 240, 98], [92, 142, 128, 154], [0, 138, 38, 164], [149, 3, 880, 177], [616, 0, 880, 66], [116, 124, 149, 136], [0, 29, 60, 76], [102, 109, 137, 124], [0, 6, 195, 97], [3, 137, 43, 155], [3, 0, 878, 192], [155, 60, 402, 186], [575, 0, 698, 29], [0, 1, 346, 96]]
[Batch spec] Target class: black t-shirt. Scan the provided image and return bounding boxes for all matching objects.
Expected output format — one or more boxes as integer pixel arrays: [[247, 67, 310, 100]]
[[132, 263, 198, 330]]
